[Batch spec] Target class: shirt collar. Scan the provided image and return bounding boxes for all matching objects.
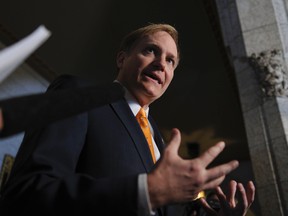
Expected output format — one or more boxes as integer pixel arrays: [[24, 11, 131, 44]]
[[114, 80, 149, 117]]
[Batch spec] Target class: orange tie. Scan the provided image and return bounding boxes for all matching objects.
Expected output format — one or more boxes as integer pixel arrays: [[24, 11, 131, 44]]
[[136, 107, 156, 163]]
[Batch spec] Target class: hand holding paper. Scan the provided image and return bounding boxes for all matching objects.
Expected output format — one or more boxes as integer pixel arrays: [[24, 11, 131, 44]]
[[0, 25, 51, 83]]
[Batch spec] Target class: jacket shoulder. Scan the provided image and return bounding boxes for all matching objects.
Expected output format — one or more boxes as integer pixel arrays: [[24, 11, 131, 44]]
[[47, 74, 95, 91]]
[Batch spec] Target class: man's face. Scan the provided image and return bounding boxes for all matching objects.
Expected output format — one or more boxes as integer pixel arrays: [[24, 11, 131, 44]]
[[116, 31, 178, 107]]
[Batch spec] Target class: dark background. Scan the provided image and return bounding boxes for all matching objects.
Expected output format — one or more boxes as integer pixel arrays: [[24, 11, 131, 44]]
[[1, 1, 262, 214], [0, 0, 250, 164]]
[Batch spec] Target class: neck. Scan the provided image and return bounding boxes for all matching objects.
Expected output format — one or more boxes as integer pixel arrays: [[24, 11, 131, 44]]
[[116, 80, 152, 108]]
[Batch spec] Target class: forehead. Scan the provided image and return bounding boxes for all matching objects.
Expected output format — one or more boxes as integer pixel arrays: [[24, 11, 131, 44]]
[[134, 31, 178, 58]]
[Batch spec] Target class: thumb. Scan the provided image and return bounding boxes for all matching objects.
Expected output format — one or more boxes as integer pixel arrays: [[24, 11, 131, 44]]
[[165, 128, 181, 154]]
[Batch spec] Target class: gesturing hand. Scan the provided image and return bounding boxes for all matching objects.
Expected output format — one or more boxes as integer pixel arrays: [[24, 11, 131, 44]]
[[147, 128, 239, 209], [199, 180, 255, 216]]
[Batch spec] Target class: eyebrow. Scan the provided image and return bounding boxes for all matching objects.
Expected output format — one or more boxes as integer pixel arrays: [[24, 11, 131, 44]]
[[145, 43, 178, 60]]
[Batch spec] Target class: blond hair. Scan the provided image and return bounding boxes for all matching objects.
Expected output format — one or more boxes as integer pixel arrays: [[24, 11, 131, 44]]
[[118, 23, 180, 61]]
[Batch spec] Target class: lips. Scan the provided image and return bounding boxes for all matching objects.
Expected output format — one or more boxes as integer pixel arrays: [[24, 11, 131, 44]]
[[143, 71, 163, 84]]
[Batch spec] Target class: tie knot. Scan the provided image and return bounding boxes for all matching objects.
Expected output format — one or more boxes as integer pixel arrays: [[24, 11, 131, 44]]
[[137, 107, 147, 118], [136, 107, 148, 127]]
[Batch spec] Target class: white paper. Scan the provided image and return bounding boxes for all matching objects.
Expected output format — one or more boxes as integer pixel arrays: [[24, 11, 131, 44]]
[[0, 25, 51, 83]]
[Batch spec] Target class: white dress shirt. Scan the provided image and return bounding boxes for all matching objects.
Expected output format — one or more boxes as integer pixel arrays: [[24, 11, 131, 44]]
[[116, 81, 160, 215]]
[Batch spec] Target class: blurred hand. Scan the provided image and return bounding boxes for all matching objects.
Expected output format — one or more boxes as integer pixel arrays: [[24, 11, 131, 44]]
[[147, 128, 239, 209], [199, 180, 255, 216]]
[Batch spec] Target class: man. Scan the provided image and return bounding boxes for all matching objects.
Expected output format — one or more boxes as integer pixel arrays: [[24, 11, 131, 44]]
[[0, 23, 254, 216]]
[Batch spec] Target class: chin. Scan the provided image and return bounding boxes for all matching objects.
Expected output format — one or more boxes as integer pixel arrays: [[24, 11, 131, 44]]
[[144, 88, 160, 97]]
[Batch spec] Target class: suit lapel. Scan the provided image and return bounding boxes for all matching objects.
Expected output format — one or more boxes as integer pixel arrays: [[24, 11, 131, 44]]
[[111, 98, 165, 216], [149, 116, 165, 154], [111, 99, 154, 171]]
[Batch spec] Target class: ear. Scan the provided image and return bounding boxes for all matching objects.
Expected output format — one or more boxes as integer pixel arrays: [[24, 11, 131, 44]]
[[116, 51, 126, 69]]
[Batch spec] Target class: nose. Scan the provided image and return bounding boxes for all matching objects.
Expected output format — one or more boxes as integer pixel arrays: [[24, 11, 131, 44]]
[[153, 55, 166, 71]]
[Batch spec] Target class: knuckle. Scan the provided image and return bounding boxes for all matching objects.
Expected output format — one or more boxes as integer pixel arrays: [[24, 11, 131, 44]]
[[190, 172, 205, 187]]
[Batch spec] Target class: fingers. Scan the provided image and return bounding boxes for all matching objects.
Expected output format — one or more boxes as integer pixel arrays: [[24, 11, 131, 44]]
[[215, 186, 232, 211], [215, 185, 226, 203], [207, 180, 255, 216], [205, 160, 239, 182], [202, 175, 226, 191], [246, 181, 255, 207], [198, 141, 226, 167], [227, 180, 237, 207], [236, 182, 248, 212], [164, 128, 181, 156], [234, 181, 255, 216], [192, 141, 237, 189], [237, 181, 255, 209], [186, 141, 238, 192], [215, 185, 225, 198], [198, 198, 218, 216]]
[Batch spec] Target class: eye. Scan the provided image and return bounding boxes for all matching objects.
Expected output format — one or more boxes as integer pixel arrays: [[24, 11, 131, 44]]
[[167, 58, 175, 67], [144, 47, 155, 54]]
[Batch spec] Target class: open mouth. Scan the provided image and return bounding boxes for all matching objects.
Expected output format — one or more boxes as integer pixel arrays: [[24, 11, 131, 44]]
[[144, 72, 163, 84]]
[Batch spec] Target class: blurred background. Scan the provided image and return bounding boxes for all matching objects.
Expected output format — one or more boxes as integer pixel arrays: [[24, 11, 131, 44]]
[[0, 0, 259, 215]]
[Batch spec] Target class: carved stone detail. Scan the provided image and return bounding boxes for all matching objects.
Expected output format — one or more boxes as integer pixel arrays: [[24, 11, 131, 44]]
[[250, 49, 288, 97]]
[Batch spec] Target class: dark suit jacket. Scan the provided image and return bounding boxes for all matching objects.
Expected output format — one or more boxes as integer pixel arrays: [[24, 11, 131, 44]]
[[0, 74, 177, 216]]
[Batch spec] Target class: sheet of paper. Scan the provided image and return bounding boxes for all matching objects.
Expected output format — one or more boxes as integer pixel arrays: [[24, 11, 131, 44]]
[[0, 25, 51, 83]]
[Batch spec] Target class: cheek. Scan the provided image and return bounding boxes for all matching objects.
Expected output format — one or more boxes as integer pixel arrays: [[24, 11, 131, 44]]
[[161, 71, 174, 93], [121, 60, 140, 77], [127, 57, 145, 73], [165, 70, 174, 85]]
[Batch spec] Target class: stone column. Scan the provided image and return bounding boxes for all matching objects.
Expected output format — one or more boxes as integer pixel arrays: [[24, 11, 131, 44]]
[[213, 0, 288, 215]]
